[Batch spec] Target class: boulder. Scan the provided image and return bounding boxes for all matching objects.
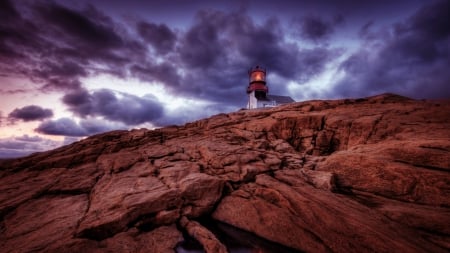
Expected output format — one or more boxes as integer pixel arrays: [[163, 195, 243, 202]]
[[180, 217, 228, 253]]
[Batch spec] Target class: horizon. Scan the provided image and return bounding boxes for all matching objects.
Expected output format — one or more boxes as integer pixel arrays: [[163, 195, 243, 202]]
[[1, 0, 449, 158]]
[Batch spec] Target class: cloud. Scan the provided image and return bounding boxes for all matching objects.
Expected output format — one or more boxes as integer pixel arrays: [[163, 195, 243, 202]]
[[0, 0, 146, 91], [130, 9, 339, 107], [137, 22, 177, 55], [8, 105, 53, 122], [298, 47, 341, 83], [177, 11, 226, 69], [130, 62, 181, 87], [62, 89, 164, 125], [329, 0, 450, 99], [165, 10, 339, 103], [34, 2, 124, 50], [60, 88, 92, 115], [0, 1, 41, 63], [358, 20, 375, 39], [35, 118, 87, 136], [32, 2, 146, 75], [32, 61, 88, 81], [79, 118, 126, 135], [0, 135, 61, 158], [15, 135, 44, 142], [1, 0, 340, 111], [35, 117, 126, 137], [293, 15, 341, 41]]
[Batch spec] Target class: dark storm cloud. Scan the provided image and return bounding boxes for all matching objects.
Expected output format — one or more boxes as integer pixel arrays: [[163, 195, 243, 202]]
[[130, 62, 181, 87], [131, 9, 304, 104], [2, 0, 339, 109], [62, 89, 164, 125], [32, 61, 88, 80], [330, 0, 450, 99], [0, 0, 146, 91], [61, 88, 92, 115], [293, 15, 339, 41], [8, 105, 54, 122], [0, 0, 19, 21], [34, 2, 124, 49], [137, 22, 177, 54], [232, 17, 299, 78], [178, 11, 225, 69], [168, 10, 339, 103], [0, 1, 42, 62], [35, 118, 125, 137], [30, 1, 147, 73], [359, 21, 374, 38]]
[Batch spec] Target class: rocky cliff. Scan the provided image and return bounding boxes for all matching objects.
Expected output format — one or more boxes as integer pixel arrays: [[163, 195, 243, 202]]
[[1, 94, 449, 253]]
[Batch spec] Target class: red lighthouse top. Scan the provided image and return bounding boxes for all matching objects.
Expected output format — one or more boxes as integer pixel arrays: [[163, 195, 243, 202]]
[[246, 65, 268, 95]]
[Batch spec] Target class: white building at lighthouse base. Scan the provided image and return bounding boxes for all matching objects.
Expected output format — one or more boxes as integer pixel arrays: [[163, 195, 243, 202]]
[[247, 91, 295, 109]]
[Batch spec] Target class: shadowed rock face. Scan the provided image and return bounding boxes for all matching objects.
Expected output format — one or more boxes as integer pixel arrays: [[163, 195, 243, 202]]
[[0, 93, 449, 253]]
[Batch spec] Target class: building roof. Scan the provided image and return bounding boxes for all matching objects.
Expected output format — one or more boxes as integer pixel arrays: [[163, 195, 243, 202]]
[[267, 95, 295, 104]]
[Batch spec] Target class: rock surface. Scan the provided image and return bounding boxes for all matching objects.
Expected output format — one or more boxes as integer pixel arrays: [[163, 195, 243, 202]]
[[180, 216, 228, 253], [0, 93, 449, 252]]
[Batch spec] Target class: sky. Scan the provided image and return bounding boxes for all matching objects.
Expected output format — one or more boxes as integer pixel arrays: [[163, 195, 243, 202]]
[[0, 0, 449, 158]]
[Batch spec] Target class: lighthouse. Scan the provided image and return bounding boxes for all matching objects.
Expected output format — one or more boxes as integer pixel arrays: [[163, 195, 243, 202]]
[[246, 66, 268, 109], [246, 65, 295, 109]]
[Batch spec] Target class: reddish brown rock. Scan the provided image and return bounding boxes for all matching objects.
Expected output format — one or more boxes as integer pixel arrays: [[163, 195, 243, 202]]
[[48, 225, 183, 253], [1, 195, 88, 252], [213, 172, 446, 252], [180, 216, 228, 253], [97, 225, 183, 253], [316, 147, 450, 206], [179, 173, 225, 217], [0, 168, 65, 216], [74, 165, 224, 240], [0, 94, 449, 252], [76, 173, 180, 239]]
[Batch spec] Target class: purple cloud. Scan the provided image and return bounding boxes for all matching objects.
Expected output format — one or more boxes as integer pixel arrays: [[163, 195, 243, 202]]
[[330, 0, 450, 99], [137, 22, 177, 55], [62, 89, 164, 125], [8, 105, 53, 122], [15, 135, 44, 142], [34, 2, 124, 50], [0, 0, 146, 91], [293, 15, 341, 42], [1, 0, 339, 109], [35, 118, 87, 136], [161, 10, 339, 102]]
